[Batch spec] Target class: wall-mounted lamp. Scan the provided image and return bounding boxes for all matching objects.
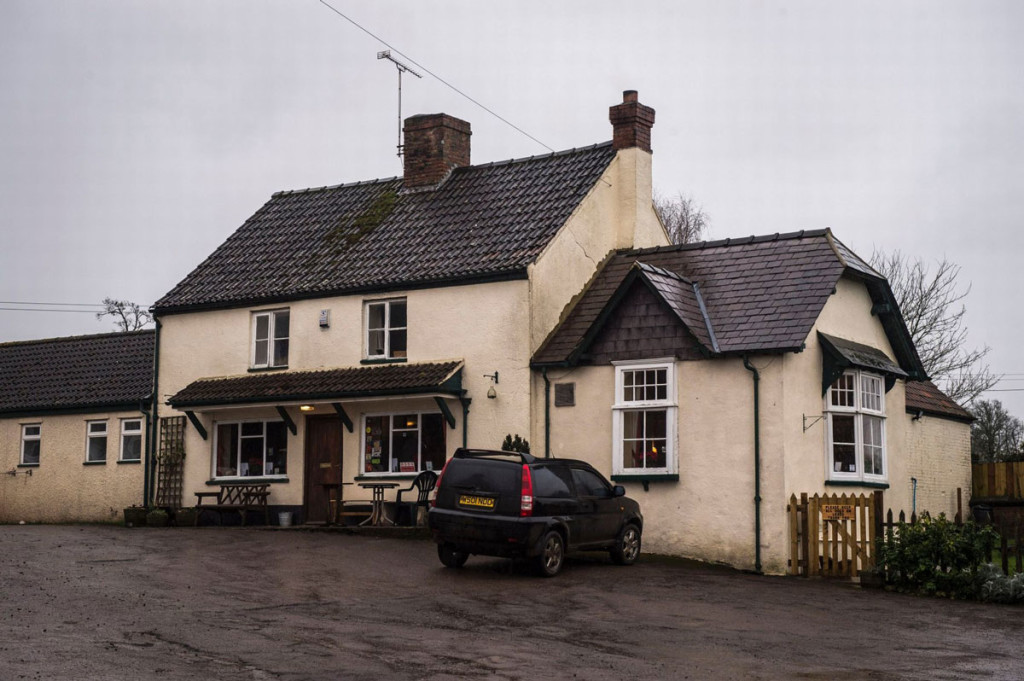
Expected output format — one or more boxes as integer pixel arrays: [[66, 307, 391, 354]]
[[299, 405, 315, 412], [912, 410, 923, 421], [484, 371, 499, 399]]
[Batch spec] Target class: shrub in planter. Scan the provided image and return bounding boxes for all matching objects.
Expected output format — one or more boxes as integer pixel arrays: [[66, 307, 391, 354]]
[[123, 506, 147, 527], [876, 513, 997, 599], [145, 508, 170, 527], [173, 507, 198, 527]]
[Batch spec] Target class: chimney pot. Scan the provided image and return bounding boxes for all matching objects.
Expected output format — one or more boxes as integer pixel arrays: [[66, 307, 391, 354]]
[[609, 90, 655, 153], [402, 113, 471, 188]]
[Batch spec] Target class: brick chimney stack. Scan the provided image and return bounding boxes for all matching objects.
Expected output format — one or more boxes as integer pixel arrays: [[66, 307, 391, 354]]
[[402, 113, 472, 188], [609, 90, 655, 152]]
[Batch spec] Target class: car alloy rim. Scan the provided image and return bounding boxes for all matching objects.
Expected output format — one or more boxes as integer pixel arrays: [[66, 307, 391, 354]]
[[624, 528, 640, 560], [544, 536, 563, 571]]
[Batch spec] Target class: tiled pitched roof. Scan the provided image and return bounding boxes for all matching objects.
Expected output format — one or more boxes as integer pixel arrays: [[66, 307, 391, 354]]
[[154, 143, 618, 313], [533, 230, 923, 372], [168, 361, 464, 408], [905, 380, 974, 423], [636, 263, 717, 352], [0, 331, 154, 415]]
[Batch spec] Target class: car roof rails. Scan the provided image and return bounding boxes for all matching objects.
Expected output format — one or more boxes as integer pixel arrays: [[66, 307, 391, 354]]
[[453, 448, 537, 464]]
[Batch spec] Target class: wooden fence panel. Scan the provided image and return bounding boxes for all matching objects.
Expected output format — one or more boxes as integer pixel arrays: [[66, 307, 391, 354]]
[[788, 492, 878, 579]]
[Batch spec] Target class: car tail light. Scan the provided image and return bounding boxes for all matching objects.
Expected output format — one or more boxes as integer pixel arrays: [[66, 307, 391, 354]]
[[520, 464, 534, 517], [431, 459, 451, 508]]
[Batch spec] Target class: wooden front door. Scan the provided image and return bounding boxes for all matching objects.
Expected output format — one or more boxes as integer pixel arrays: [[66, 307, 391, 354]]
[[304, 416, 343, 523]]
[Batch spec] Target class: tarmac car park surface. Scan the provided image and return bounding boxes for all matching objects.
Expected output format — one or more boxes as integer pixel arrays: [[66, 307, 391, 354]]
[[2, 525, 1022, 680]]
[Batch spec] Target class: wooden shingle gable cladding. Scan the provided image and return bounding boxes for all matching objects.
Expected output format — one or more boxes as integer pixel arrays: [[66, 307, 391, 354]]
[[586, 280, 706, 364]]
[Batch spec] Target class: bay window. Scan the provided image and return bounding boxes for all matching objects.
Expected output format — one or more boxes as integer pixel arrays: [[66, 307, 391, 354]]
[[362, 412, 445, 474], [826, 370, 886, 482], [612, 360, 677, 476], [215, 420, 288, 478]]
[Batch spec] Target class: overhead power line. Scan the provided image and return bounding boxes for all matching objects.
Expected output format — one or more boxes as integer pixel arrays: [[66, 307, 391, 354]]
[[0, 307, 100, 313], [317, 0, 554, 153], [0, 301, 103, 307]]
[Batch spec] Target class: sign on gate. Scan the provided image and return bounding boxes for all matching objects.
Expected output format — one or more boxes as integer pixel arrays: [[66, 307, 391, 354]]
[[821, 504, 856, 521]]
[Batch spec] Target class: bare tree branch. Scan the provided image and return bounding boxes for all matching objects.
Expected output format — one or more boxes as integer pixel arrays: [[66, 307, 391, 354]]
[[654, 191, 710, 245], [96, 298, 153, 332], [870, 250, 997, 404]]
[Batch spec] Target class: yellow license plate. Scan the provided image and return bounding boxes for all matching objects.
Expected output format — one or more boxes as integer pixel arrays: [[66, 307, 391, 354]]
[[459, 494, 496, 510]]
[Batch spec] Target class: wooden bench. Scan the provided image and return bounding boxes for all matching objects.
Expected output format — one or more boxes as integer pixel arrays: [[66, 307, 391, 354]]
[[194, 483, 271, 526]]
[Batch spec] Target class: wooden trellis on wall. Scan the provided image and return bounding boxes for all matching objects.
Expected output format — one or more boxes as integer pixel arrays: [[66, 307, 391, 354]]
[[155, 416, 186, 509]]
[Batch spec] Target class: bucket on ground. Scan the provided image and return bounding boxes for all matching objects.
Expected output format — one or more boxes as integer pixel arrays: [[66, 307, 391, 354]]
[[278, 511, 293, 527]]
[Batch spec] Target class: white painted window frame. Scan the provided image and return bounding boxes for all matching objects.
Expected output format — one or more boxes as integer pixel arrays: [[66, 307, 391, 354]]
[[611, 358, 678, 476], [86, 420, 108, 463], [20, 423, 41, 465], [250, 309, 290, 369], [825, 369, 887, 483], [120, 418, 143, 462], [364, 298, 407, 360], [211, 419, 289, 480]]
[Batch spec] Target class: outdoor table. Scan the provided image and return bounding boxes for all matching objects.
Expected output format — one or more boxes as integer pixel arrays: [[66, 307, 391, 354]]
[[357, 481, 399, 526]]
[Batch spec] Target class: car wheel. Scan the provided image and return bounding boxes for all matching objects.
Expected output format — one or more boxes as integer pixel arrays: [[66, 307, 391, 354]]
[[536, 530, 565, 577], [438, 543, 469, 568], [611, 524, 641, 565]]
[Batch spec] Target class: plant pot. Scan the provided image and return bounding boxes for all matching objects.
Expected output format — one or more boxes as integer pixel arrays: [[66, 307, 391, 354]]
[[123, 507, 147, 527], [146, 509, 169, 527], [173, 508, 198, 527]]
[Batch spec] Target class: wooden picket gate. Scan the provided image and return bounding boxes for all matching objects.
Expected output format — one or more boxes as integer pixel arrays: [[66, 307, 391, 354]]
[[787, 492, 879, 578]]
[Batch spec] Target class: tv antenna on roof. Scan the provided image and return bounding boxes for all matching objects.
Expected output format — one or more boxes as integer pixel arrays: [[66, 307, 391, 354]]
[[377, 50, 422, 158]]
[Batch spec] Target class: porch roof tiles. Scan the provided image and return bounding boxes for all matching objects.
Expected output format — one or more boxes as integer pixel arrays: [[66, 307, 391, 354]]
[[167, 360, 464, 408]]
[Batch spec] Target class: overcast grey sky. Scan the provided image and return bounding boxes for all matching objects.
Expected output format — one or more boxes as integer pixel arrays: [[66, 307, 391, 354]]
[[2, 0, 1022, 414]]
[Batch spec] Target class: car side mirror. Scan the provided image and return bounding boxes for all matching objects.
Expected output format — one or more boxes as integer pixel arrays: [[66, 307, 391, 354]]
[[612, 485, 626, 498]]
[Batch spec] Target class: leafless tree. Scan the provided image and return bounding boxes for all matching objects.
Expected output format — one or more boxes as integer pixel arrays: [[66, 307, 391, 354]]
[[870, 250, 996, 404], [654, 191, 710, 245], [96, 298, 152, 332], [971, 399, 1024, 462]]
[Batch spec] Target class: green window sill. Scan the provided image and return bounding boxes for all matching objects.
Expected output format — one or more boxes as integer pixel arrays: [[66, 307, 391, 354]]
[[17, 463, 40, 468], [360, 357, 408, 365], [83, 460, 107, 466], [825, 480, 890, 490], [117, 459, 142, 465]]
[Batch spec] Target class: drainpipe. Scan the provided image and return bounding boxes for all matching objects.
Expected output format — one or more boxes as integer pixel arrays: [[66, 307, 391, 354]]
[[543, 368, 551, 458], [461, 397, 471, 448], [145, 318, 161, 508], [742, 355, 763, 574], [911, 477, 918, 516]]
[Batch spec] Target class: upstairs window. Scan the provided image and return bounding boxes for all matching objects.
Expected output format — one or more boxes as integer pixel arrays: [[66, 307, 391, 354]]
[[86, 421, 108, 463], [826, 370, 886, 483], [21, 424, 40, 465], [252, 309, 289, 369], [612, 360, 677, 476], [365, 298, 407, 360]]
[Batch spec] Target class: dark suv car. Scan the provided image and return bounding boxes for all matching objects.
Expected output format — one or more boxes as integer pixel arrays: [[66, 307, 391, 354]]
[[428, 449, 643, 576]]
